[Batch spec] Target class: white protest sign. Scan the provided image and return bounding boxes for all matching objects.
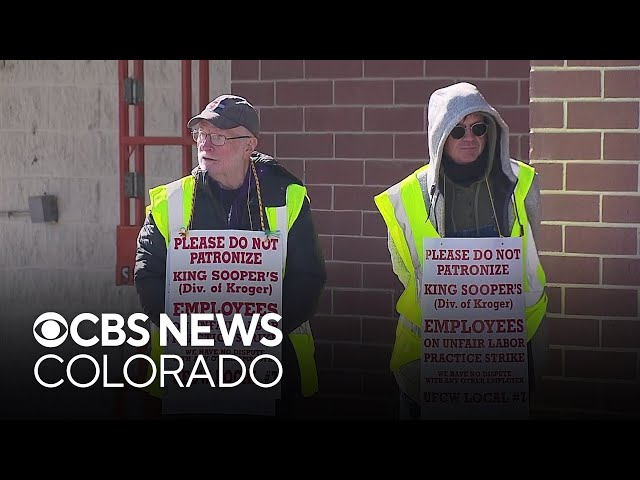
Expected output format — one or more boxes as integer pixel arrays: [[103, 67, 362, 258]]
[[420, 237, 528, 419], [163, 230, 283, 416]]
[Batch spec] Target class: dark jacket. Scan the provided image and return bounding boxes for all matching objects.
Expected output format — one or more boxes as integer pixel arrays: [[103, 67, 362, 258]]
[[134, 152, 326, 398]]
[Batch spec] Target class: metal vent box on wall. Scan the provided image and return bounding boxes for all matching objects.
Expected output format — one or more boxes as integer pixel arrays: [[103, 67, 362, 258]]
[[28, 195, 58, 223]]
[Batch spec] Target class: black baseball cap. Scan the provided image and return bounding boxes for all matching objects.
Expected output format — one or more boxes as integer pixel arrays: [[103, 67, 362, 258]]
[[187, 94, 259, 137]]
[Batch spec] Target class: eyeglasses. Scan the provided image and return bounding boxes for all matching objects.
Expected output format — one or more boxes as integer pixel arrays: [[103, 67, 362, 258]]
[[192, 130, 251, 146], [449, 122, 488, 140]]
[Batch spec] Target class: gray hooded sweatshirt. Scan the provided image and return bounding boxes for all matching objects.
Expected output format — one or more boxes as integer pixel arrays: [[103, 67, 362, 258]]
[[387, 82, 546, 405], [422, 81, 540, 238]]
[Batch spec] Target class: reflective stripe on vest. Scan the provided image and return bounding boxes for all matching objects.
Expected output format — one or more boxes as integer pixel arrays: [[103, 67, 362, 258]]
[[266, 184, 318, 397], [144, 175, 318, 397], [374, 161, 548, 373]]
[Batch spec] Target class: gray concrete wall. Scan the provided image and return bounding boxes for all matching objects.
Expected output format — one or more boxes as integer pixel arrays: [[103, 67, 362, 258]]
[[0, 60, 230, 418]]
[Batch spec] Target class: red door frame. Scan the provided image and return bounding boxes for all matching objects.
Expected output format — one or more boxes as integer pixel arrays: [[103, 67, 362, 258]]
[[115, 60, 211, 285]]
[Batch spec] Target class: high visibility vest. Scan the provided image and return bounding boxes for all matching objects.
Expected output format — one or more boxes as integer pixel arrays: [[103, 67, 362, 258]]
[[143, 174, 318, 397], [374, 160, 548, 373]]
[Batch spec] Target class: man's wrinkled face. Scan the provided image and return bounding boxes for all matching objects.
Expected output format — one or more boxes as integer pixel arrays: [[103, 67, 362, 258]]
[[194, 122, 252, 181]]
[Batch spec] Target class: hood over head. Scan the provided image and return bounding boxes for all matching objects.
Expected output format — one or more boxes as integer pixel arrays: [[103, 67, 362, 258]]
[[426, 82, 515, 193]]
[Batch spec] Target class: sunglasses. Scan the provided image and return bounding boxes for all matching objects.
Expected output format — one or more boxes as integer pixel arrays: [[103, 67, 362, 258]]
[[450, 122, 488, 140]]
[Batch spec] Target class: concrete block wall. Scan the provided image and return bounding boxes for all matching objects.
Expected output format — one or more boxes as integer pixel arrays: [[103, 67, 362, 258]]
[[231, 60, 531, 418], [530, 60, 640, 417], [0, 60, 230, 418]]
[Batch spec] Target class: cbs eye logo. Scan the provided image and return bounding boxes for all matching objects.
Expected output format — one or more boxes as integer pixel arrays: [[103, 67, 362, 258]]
[[33, 312, 68, 347]]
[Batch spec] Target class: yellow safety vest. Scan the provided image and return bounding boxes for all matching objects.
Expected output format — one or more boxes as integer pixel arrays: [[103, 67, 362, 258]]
[[143, 174, 318, 397], [374, 161, 548, 373]]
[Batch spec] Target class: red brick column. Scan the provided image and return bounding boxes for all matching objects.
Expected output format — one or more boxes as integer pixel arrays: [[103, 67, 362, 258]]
[[530, 60, 640, 416]]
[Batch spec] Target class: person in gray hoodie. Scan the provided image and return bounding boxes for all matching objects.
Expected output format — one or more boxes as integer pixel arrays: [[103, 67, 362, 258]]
[[374, 82, 548, 419]]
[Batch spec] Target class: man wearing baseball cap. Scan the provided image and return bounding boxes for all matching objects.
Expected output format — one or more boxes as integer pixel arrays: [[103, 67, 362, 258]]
[[187, 94, 260, 137], [134, 94, 326, 418]]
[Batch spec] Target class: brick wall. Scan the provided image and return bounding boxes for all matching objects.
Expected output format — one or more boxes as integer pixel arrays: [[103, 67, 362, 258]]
[[530, 60, 640, 417], [231, 60, 531, 418]]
